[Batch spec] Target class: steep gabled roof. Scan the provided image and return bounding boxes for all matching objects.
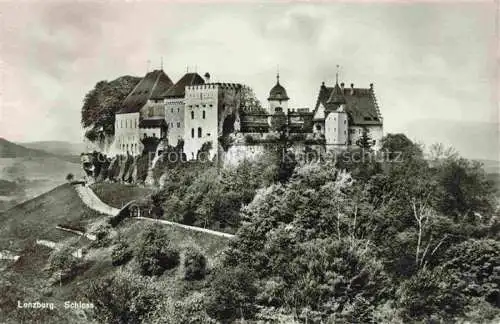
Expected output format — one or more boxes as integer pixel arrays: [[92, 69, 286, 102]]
[[313, 83, 383, 126], [139, 119, 167, 128], [161, 73, 205, 98], [118, 70, 173, 114]]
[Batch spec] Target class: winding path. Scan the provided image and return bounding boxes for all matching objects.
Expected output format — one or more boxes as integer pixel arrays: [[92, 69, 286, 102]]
[[136, 217, 235, 239], [72, 182, 234, 239], [73, 183, 120, 216]]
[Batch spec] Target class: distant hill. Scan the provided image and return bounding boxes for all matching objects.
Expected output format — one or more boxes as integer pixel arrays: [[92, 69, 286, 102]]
[[402, 119, 499, 161], [0, 138, 80, 163], [0, 138, 83, 212], [19, 141, 85, 157], [0, 137, 55, 158]]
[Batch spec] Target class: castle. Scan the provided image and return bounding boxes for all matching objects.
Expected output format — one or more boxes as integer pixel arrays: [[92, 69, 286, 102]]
[[111, 68, 383, 160]]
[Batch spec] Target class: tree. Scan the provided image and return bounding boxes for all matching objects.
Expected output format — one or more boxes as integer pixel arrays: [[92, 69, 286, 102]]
[[81, 76, 141, 141], [380, 133, 423, 161], [240, 86, 265, 113], [206, 266, 258, 321], [356, 127, 374, 150], [183, 247, 208, 280], [65, 173, 74, 182], [136, 226, 180, 276], [84, 272, 158, 323]]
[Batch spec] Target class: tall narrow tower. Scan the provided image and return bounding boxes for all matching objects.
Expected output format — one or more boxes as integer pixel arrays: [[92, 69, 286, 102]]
[[267, 72, 290, 115]]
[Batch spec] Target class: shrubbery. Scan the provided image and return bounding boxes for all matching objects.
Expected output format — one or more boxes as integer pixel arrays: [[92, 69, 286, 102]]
[[205, 266, 258, 322], [111, 241, 133, 266], [136, 226, 180, 276], [84, 271, 158, 323], [48, 247, 85, 284], [183, 247, 207, 280]]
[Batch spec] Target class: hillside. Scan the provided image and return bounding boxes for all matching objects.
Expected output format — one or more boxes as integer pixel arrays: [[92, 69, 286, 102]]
[[0, 138, 83, 212], [19, 140, 86, 157], [0, 183, 230, 323], [0, 138, 80, 164]]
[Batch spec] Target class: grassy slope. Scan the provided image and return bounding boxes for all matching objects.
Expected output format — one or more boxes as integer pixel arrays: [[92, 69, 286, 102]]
[[0, 183, 230, 323], [90, 182, 154, 208], [0, 184, 102, 252]]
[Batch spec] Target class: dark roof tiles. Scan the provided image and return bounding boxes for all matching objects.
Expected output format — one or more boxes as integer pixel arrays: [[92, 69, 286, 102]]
[[162, 73, 205, 98], [118, 70, 173, 114], [314, 83, 382, 126]]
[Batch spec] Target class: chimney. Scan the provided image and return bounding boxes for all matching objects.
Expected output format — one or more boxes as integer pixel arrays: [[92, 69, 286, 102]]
[[204, 72, 211, 83], [350, 83, 354, 95], [340, 82, 345, 94], [370, 83, 374, 90]]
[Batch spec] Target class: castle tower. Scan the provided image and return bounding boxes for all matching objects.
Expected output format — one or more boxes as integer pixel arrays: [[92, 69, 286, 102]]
[[324, 79, 348, 146], [267, 73, 289, 115]]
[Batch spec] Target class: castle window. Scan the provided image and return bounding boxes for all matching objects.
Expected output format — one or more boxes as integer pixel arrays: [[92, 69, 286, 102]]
[[191, 111, 194, 119], [177, 122, 180, 128], [191, 128, 194, 138], [171, 108, 173, 113], [144, 133, 147, 138], [344, 120, 346, 124], [275, 107, 283, 113], [202, 111, 206, 119], [135, 120, 137, 128], [177, 108, 180, 113], [344, 130, 346, 135], [198, 127, 202, 138]]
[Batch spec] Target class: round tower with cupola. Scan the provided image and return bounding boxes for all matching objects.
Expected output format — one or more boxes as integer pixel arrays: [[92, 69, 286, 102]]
[[267, 73, 289, 115]]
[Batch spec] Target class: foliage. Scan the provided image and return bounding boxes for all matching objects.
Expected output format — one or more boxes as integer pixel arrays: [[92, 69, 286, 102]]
[[240, 86, 265, 113], [355, 127, 374, 150], [84, 271, 158, 324], [81, 76, 141, 140], [206, 266, 258, 322], [440, 239, 500, 307], [111, 241, 133, 266], [65, 173, 74, 182], [396, 267, 468, 321], [48, 247, 79, 273], [147, 292, 217, 324], [433, 157, 496, 218], [136, 226, 180, 276], [183, 247, 208, 281], [91, 224, 112, 248]]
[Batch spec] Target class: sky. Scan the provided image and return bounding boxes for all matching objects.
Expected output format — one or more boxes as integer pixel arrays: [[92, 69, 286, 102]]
[[0, 0, 498, 159]]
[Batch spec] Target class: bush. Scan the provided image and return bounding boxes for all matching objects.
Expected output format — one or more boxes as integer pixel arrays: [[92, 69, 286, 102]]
[[91, 224, 112, 247], [49, 247, 78, 272], [183, 247, 207, 281], [148, 292, 217, 324], [396, 267, 468, 321], [47, 247, 85, 284], [136, 226, 180, 276], [65, 173, 74, 182], [111, 241, 133, 266], [84, 271, 158, 323], [206, 266, 258, 322]]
